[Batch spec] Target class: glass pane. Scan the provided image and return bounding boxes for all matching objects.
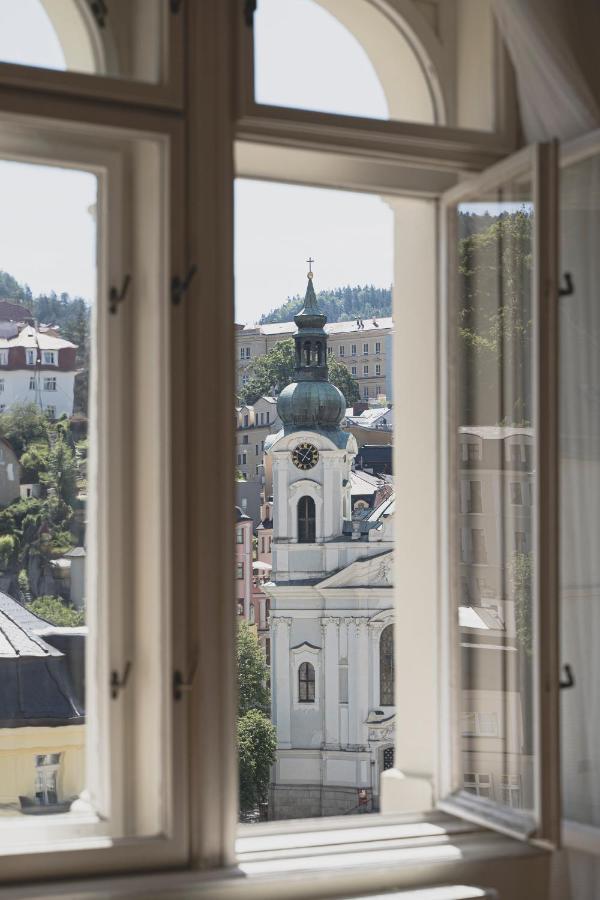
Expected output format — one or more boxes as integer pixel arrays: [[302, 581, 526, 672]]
[[0, 159, 94, 818], [0, 0, 165, 84], [254, 0, 496, 131], [559, 150, 600, 829], [453, 179, 536, 817], [235, 179, 395, 822]]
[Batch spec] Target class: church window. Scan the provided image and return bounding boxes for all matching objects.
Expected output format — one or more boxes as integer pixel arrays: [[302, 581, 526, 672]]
[[379, 624, 394, 705], [303, 340, 311, 365], [298, 662, 315, 703], [297, 495, 316, 543], [315, 341, 322, 365]]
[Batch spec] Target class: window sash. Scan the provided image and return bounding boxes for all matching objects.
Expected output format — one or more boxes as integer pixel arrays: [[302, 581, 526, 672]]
[[439, 143, 560, 844]]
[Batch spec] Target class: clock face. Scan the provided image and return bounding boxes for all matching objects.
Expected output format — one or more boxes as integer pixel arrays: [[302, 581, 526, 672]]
[[292, 442, 319, 470]]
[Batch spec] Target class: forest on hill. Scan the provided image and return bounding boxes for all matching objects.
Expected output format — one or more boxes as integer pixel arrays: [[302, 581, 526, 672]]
[[259, 284, 392, 325]]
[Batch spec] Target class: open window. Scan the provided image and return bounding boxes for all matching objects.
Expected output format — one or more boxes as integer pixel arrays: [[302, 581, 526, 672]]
[[439, 143, 560, 844]]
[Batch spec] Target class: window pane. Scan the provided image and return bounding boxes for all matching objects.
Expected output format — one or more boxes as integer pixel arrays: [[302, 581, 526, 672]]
[[454, 181, 536, 817], [559, 149, 600, 830], [235, 179, 395, 822], [0, 159, 95, 819], [254, 0, 496, 131], [0, 0, 165, 84]]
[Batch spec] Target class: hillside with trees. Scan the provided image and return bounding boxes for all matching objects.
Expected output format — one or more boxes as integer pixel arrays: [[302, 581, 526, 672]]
[[259, 284, 391, 325]]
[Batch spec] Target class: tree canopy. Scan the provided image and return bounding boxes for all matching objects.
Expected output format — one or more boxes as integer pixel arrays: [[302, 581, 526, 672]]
[[259, 284, 391, 325], [238, 338, 360, 407], [237, 621, 276, 816]]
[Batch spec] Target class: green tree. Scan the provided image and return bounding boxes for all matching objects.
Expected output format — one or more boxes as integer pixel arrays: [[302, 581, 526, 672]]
[[238, 338, 360, 406], [236, 621, 276, 816], [238, 709, 277, 814], [509, 551, 533, 656], [237, 620, 270, 716], [42, 438, 78, 506], [19, 441, 50, 483], [26, 595, 84, 626], [0, 403, 48, 456], [0, 534, 15, 570], [259, 284, 392, 325]]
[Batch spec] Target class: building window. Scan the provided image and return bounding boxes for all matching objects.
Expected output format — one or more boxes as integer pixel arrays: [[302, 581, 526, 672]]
[[471, 529, 487, 563], [363, 365, 368, 376], [29, 376, 36, 390], [379, 624, 394, 705], [464, 442, 481, 462], [266, 412, 270, 424], [363, 342, 368, 354], [339, 345, 345, 357], [26, 349, 36, 366], [464, 773, 492, 799], [236, 529, 244, 545], [327, 345, 332, 356], [510, 482, 523, 505], [0, 351, 7, 365], [375, 341, 381, 354], [351, 344, 356, 356], [249, 604, 255, 625], [237, 563, 244, 580], [351, 366, 357, 376], [43, 351, 57, 365], [44, 377, 57, 392], [461, 711, 498, 737], [45, 406, 56, 419], [260, 412, 264, 424], [297, 495, 316, 543], [242, 452, 247, 465], [243, 414, 249, 427], [515, 531, 527, 554], [375, 364, 381, 375], [500, 774, 522, 809], [240, 347, 245, 360], [34, 753, 61, 805], [375, 385, 381, 396], [242, 435, 248, 444], [363, 387, 369, 399], [265, 638, 271, 666], [255, 444, 259, 454], [509, 443, 523, 465], [245, 347, 251, 359], [468, 481, 482, 513], [242, 374, 248, 385], [298, 661, 315, 703]]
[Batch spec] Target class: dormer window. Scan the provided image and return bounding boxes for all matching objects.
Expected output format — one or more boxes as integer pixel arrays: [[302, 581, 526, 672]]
[[0, 351, 7, 366], [43, 351, 57, 366], [26, 349, 36, 366]]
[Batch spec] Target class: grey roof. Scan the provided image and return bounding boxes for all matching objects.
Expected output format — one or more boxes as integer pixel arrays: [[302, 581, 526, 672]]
[[350, 470, 381, 497], [0, 592, 85, 727], [239, 317, 393, 336]]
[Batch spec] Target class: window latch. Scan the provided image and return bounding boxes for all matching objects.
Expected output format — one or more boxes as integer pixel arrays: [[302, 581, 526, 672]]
[[111, 661, 132, 699], [109, 274, 131, 315], [559, 272, 574, 297], [559, 663, 575, 689], [171, 265, 198, 306], [173, 657, 199, 700]]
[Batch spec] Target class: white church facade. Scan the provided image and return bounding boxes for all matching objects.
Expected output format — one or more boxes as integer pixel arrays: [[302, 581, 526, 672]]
[[264, 268, 395, 819]]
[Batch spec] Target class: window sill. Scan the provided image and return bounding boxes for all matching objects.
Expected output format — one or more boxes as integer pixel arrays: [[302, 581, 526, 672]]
[[0, 812, 550, 900]]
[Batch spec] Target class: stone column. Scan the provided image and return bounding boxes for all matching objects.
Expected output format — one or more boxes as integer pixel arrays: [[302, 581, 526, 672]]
[[272, 616, 292, 749], [321, 616, 340, 749], [348, 617, 370, 749]]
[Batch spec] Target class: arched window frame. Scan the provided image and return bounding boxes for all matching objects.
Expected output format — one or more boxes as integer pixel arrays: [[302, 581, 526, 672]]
[[297, 494, 316, 543], [298, 661, 315, 703], [292, 642, 321, 710]]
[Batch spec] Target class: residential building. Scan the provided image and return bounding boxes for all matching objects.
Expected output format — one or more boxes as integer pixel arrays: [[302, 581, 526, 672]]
[[235, 506, 254, 620], [236, 318, 393, 404], [0, 306, 77, 418], [264, 275, 395, 819], [0, 591, 85, 812], [235, 396, 280, 483]]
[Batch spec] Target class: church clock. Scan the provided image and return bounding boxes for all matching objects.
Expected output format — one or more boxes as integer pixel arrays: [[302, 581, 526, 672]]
[[292, 442, 319, 470]]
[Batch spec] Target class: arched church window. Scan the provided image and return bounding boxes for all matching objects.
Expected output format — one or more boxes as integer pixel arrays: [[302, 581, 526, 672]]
[[297, 495, 316, 543], [315, 341, 322, 365], [303, 340, 311, 366], [380, 624, 394, 705], [298, 661, 315, 703]]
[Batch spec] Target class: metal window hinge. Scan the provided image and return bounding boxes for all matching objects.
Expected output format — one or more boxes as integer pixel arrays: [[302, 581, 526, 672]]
[[244, 0, 257, 27], [174, 657, 199, 701], [559, 272, 574, 297], [559, 663, 575, 689], [109, 274, 131, 315], [88, 0, 108, 28], [111, 661, 132, 699], [171, 265, 198, 306]]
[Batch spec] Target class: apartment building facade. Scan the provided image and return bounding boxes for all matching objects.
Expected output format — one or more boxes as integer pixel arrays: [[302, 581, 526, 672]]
[[235, 396, 281, 482], [236, 318, 393, 404]]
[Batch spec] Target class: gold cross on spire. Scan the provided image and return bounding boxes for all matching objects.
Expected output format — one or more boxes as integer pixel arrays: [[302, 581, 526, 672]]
[[307, 257, 315, 280]]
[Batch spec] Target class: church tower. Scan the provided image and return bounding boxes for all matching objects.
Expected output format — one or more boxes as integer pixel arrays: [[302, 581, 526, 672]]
[[265, 263, 357, 583]]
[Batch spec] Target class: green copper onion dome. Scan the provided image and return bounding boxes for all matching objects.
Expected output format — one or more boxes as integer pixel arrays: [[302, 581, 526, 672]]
[[277, 264, 346, 431]]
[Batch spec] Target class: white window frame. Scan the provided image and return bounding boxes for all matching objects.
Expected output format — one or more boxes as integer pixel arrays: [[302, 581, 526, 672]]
[[43, 376, 57, 391], [0, 96, 186, 883], [0, 350, 7, 365], [43, 350, 57, 365], [26, 349, 36, 366]]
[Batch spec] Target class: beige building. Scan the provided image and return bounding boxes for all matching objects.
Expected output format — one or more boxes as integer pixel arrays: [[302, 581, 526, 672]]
[[235, 396, 280, 482], [236, 317, 393, 403]]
